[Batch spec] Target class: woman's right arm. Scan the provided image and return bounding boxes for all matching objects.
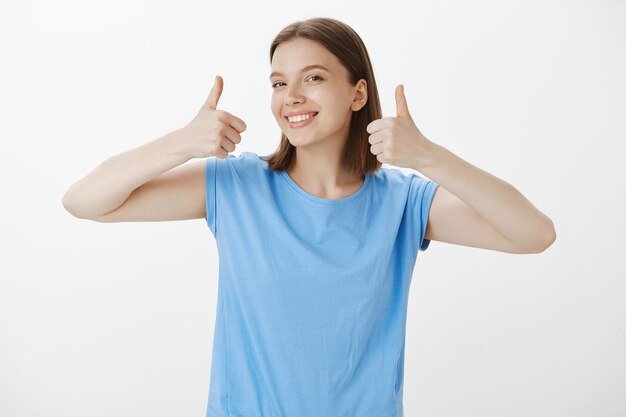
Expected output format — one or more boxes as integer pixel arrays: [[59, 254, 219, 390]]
[[62, 129, 196, 220], [61, 75, 246, 222]]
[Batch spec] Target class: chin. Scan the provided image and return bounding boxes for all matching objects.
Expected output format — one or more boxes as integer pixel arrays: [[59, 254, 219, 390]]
[[285, 134, 317, 148]]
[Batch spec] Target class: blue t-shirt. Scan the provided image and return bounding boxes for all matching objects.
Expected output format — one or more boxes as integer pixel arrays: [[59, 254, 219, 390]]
[[204, 151, 439, 417]]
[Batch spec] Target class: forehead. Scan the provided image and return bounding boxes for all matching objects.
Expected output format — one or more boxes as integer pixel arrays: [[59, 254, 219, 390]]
[[270, 38, 337, 75]]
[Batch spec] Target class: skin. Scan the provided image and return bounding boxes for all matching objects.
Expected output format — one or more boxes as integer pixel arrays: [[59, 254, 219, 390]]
[[62, 19, 554, 252], [366, 83, 557, 254], [269, 38, 556, 253], [270, 37, 368, 199]]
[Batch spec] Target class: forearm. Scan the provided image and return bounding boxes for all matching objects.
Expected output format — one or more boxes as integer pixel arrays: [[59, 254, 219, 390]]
[[415, 140, 555, 247], [62, 128, 191, 218]]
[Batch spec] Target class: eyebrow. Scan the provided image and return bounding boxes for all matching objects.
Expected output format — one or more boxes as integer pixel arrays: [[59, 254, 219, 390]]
[[269, 64, 330, 80]]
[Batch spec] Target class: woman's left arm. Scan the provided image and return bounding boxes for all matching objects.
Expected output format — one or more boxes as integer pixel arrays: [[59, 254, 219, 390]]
[[414, 139, 556, 254], [367, 84, 556, 254]]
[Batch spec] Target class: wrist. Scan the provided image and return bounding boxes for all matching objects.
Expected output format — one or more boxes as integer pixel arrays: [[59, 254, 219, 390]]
[[164, 128, 195, 161], [413, 138, 437, 171]]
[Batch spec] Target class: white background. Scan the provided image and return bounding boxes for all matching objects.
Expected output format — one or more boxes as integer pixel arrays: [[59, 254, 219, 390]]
[[1, 0, 625, 416]]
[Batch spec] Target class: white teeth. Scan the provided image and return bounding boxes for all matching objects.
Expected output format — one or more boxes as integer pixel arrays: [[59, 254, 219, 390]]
[[287, 112, 316, 123]]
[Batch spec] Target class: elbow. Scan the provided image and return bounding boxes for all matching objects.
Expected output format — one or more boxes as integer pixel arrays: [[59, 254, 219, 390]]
[[533, 220, 557, 253], [63, 203, 87, 220], [62, 186, 80, 216], [62, 193, 80, 217], [61, 192, 93, 220], [508, 219, 556, 254]]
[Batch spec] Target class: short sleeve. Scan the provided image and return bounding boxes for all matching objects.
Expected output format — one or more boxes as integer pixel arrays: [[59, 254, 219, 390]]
[[205, 157, 217, 236], [409, 174, 439, 252]]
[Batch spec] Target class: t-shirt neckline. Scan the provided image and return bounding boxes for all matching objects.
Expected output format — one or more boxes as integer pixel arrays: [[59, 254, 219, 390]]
[[278, 169, 372, 205]]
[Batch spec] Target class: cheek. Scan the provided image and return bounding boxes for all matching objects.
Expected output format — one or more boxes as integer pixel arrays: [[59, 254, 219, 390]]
[[270, 98, 281, 119]]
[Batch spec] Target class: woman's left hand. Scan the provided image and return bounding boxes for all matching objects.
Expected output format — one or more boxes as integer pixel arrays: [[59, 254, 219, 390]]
[[366, 84, 432, 169]]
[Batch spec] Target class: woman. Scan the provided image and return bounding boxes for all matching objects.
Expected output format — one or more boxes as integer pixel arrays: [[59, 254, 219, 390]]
[[63, 17, 556, 417]]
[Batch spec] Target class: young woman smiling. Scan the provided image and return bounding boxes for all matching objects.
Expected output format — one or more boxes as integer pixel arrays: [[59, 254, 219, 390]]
[[63, 16, 556, 417]]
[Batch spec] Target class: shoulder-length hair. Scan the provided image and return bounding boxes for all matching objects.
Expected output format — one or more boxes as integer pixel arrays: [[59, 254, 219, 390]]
[[264, 17, 383, 176]]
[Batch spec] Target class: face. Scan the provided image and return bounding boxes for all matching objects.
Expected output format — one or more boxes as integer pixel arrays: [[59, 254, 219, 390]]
[[269, 38, 367, 149]]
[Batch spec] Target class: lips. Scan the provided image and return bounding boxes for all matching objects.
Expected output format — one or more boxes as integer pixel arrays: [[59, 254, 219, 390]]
[[284, 112, 319, 121]]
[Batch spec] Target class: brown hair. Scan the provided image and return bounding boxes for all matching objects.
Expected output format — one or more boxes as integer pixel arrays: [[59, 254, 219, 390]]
[[264, 17, 383, 176]]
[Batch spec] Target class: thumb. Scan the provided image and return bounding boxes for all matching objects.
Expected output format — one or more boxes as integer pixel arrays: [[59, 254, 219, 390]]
[[203, 75, 223, 110], [395, 84, 413, 120]]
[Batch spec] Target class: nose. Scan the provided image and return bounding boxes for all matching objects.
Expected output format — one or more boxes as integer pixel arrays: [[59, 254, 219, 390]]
[[284, 84, 305, 106]]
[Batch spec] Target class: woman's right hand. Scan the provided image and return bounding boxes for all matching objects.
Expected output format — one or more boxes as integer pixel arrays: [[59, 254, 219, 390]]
[[181, 75, 247, 159]]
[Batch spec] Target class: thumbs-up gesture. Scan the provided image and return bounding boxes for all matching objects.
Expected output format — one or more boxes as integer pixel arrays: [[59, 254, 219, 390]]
[[366, 84, 431, 169], [182, 75, 248, 159]]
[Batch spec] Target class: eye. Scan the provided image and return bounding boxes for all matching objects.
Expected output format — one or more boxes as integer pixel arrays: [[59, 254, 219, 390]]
[[271, 75, 324, 89]]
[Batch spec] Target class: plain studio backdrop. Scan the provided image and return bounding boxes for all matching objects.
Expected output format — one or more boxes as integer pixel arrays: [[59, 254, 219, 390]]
[[1, 0, 625, 416]]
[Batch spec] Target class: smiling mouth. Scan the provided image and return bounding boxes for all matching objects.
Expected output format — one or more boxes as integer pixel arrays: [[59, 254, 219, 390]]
[[284, 112, 319, 122]]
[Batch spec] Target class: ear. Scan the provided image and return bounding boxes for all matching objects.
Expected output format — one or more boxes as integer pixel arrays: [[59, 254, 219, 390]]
[[351, 79, 368, 111]]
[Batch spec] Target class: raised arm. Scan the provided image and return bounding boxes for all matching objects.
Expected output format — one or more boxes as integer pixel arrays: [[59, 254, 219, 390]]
[[61, 75, 246, 222]]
